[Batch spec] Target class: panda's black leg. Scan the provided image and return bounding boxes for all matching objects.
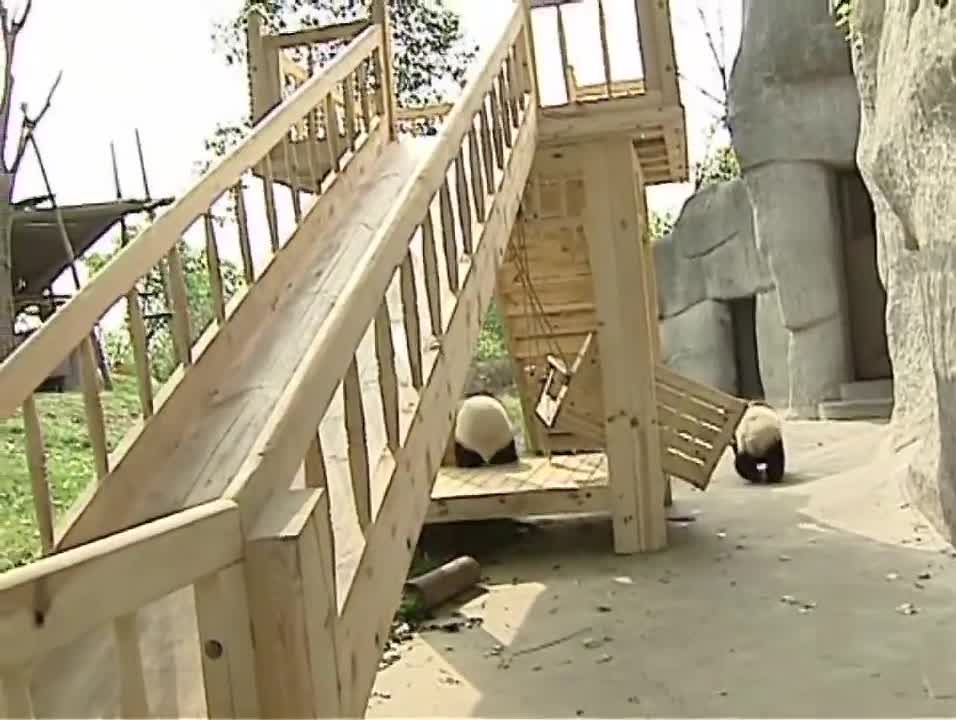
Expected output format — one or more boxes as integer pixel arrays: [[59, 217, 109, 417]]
[[488, 439, 519, 465], [454, 442, 486, 468], [734, 450, 765, 484], [763, 440, 785, 483]]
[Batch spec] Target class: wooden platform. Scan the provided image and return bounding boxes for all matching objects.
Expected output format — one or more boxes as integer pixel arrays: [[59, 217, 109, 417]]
[[427, 453, 609, 524]]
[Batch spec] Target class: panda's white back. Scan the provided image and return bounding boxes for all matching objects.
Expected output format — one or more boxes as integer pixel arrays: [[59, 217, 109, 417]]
[[455, 395, 514, 462], [735, 403, 782, 457]]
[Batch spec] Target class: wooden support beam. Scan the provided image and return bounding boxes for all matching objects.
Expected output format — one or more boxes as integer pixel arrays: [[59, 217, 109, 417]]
[[581, 137, 666, 553], [245, 488, 340, 718], [632, 145, 671, 507]]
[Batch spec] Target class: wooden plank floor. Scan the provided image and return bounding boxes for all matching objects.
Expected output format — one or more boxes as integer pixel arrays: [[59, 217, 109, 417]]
[[427, 453, 610, 523]]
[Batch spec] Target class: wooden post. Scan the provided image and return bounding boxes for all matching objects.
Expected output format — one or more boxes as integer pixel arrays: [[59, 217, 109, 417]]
[[581, 137, 666, 553], [246, 10, 282, 123], [371, 0, 397, 140], [245, 488, 341, 717], [632, 144, 671, 507], [519, 0, 541, 104]]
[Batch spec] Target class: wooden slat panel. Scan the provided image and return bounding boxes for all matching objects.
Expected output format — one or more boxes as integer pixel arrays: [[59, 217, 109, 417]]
[[343, 358, 371, 530]]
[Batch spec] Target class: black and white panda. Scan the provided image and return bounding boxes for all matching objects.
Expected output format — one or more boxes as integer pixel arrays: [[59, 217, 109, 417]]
[[730, 401, 785, 483], [453, 392, 519, 468]]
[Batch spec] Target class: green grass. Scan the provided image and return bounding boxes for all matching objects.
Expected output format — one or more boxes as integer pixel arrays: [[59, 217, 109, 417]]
[[0, 372, 143, 571]]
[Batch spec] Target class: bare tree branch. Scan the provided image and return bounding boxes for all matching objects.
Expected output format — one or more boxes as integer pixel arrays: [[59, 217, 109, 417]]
[[0, 0, 33, 173], [677, 70, 727, 116], [695, 1, 729, 104], [10, 69, 61, 175]]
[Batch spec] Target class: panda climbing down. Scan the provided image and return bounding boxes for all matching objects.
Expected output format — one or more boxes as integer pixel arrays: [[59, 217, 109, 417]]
[[453, 392, 519, 468], [730, 401, 785, 483]]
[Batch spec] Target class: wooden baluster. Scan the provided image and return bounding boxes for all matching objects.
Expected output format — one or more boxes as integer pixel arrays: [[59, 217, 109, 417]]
[[80, 337, 109, 480], [304, 432, 328, 489], [496, 71, 513, 150], [232, 184, 256, 284], [467, 124, 486, 222], [343, 73, 357, 149], [324, 92, 341, 173], [506, 48, 522, 120], [374, 301, 400, 454], [358, 58, 373, 132], [113, 614, 149, 717], [204, 214, 227, 325], [557, 5, 573, 103], [598, 0, 613, 98], [399, 251, 424, 391], [438, 181, 459, 293], [343, 358, 371, 529], [371, 49, 386, 117], [166, 245, 193, 366], [420, 209, 443, 336], [479, 101, 496, 192], [305, 56, 324, 194], [454, 149, 474, 254], [126, 286, 154, 418], [2, 670, 35, 718], [261, 154, 280, 252], [22, 395, 54, 554], [283, 135, 303, 223]]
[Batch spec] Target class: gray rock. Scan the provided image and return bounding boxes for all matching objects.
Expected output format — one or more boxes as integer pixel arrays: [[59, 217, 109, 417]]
[[852, 0, 956, 540], [728, 0, 859, 170], [660, 300, 737, 395]]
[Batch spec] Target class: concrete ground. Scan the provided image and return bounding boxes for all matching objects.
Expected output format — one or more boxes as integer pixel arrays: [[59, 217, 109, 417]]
[[368, 420, 956, 717]]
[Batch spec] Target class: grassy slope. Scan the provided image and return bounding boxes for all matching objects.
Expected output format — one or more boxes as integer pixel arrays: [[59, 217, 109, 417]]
[[0, 372, 143, 571]]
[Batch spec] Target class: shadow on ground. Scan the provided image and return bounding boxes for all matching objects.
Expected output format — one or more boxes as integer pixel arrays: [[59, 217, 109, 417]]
[[370, 420, 956, 718]]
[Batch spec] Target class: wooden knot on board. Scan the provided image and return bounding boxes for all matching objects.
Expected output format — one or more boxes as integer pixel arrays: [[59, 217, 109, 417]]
[[33, 578, 50, 627]]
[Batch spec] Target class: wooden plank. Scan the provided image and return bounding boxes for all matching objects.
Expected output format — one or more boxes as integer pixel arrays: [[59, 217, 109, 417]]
[[268, 18, 372, 48], [79, 337, 109, 480], [371, 0, 397, 139], [582, 137, 665, 554], [420, 210, 443, 336], [203, 213, 227, 324], [374, 301, 400, 454], [400, 251, 424, 390], [0, 499, 241, 669], [597, 0, 613, 97], [454, 150, 474, 254], [245, 488, 341, 718], [113, 613, 150, 717], [233, 184, 256, 284], [467, 125, 486, 222], [429, 486, 608, 523], [22, 395, 54, 555], [194, 564, 261, 718], [125, 287, 154, 418], [324, 92, 342, 173], [343, 357, 372, 530], [439, 181, 459, 293], [304, 433, 328, 489], [166, 245, 194, 366]]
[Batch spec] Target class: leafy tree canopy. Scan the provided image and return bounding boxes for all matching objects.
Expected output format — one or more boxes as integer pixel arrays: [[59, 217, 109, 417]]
[[692, 144, 740, 191]]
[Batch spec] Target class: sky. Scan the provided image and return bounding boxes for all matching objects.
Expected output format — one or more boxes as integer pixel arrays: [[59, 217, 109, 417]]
[[11, 0, 740, 297]]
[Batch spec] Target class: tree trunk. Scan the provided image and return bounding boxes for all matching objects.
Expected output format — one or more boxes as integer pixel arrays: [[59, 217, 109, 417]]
[[0, 173, 16, 361]]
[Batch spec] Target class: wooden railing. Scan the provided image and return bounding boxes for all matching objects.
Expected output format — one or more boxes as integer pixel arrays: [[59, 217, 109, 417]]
[[0, 3, 539, 716], [528, 0, 677, 107], [0, 500, 249, 717], [222, 3, 539, 714], [0, 22, 390, 563]]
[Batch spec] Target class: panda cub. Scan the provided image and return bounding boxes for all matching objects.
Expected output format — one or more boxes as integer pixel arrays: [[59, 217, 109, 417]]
[[453, 392, 519, 468], [730, 401, 785, 484]]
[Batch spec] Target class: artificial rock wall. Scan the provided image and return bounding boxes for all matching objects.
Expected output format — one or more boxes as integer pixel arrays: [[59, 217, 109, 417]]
[[654, 178, 789, 404], [851, 0, 956, 539], [657, 0, 890, 413], [726, 0, 876, 417]]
